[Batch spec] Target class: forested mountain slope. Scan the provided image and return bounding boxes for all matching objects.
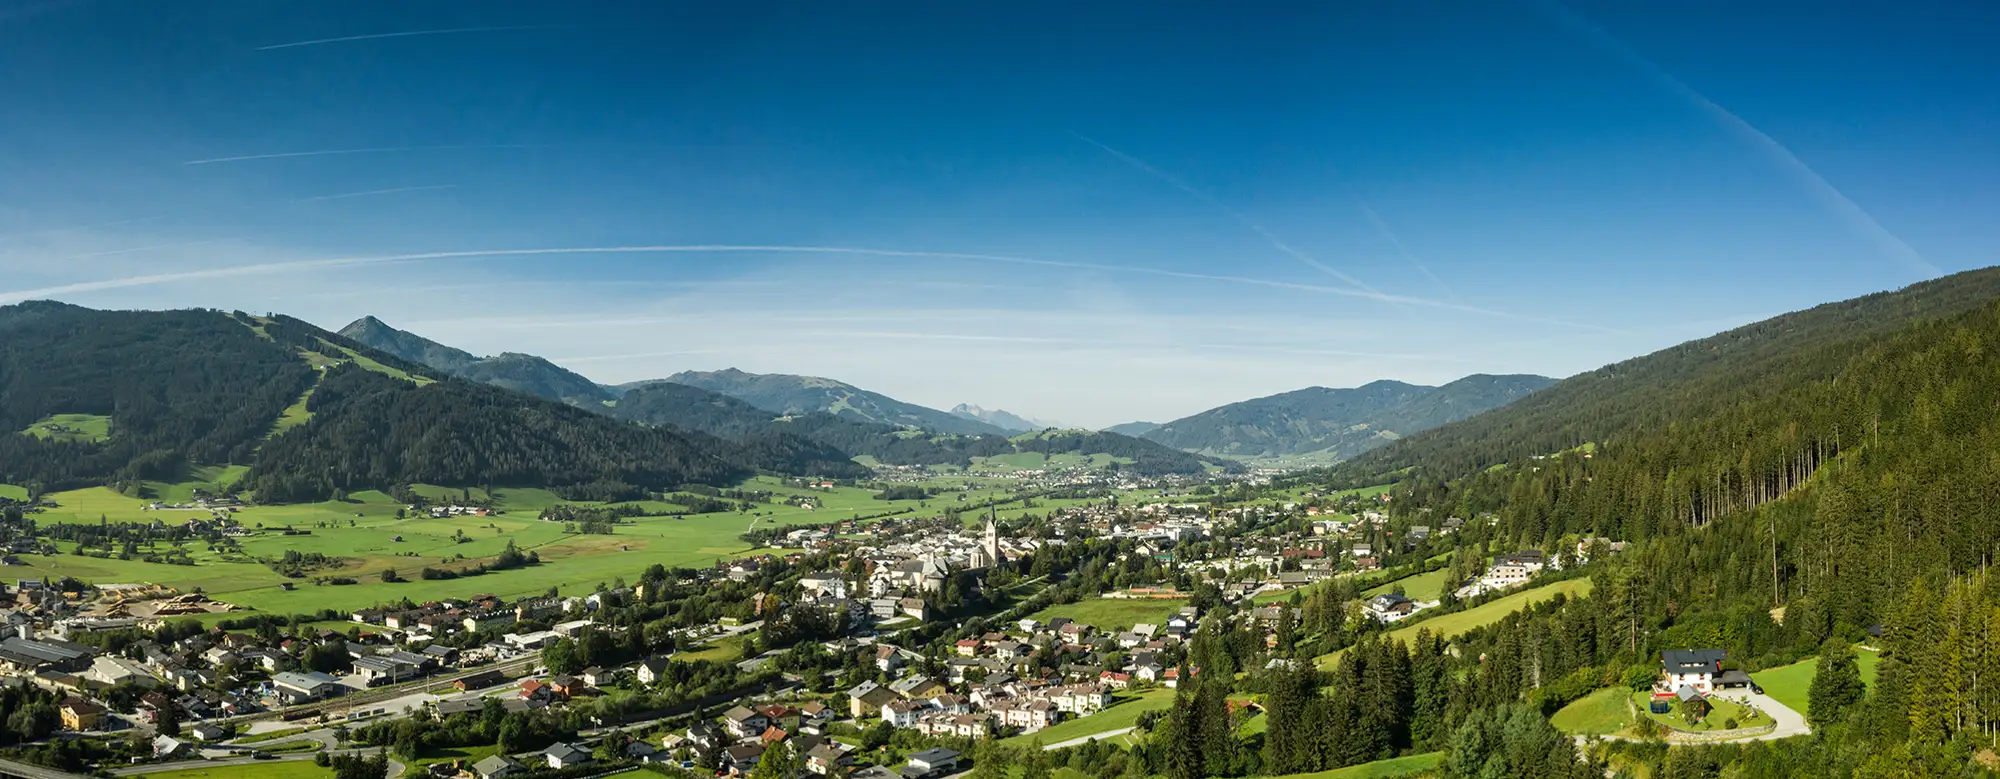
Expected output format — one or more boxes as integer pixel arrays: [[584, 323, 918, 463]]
[[1143, 374, 1552, 459], [339, 316, 615, 406], [651, 368, 1007, 435], [1334, 266, 2000, 479], [0, 302, 316, 490], [1344, 276, 2000, 774], [0, 303, 849, 500]]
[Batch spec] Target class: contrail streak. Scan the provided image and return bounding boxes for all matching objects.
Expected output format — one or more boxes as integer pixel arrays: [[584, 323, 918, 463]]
[[1069, 132, 1387, 296], [256, 25, 549, 51], [60, 238, 233, 261], [1358, 205, 1457, 299], [0, 244, 1613, 331], [295, 185, 459, 203], [185, 146, 530, 165], [1529, 0, 1940, 279]]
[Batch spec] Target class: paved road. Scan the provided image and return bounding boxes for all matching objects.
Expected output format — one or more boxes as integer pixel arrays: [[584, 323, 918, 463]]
[[0, 757, 91, 779], [1040, 727, 1136, 750]]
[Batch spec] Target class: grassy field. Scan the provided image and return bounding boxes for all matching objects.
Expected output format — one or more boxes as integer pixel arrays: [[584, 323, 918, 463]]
[[1000, 687, 1174, 748], [135, 763, 330, 779], [1316, 578, 1594, 669], [1754, 647, 1881, 718], [676, 634, 750, 664], [1550, 687, 1635, 735], [11, 475, 998, 616], [1363, 568, 1450, 602], [20, 413, 112, 442], [1030, 598, 1189, 632], [1631, 690, 1772, 732], [1257, 752, 1443, 779]]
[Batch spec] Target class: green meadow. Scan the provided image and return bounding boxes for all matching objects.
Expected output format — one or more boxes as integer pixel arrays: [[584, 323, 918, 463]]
[[1754, 646, 1882, 719], [1030, 597, 1189, 632], [6, 475, 1005, 616], [20, 413, 113, 443], [1316, 578, 1595, 669]]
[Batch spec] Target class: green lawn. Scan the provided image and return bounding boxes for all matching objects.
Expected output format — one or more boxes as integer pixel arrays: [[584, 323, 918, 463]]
[[677, 634, 749, 663], [20, 413, 113, 443], [1550, 687, 1634, 735], [1256, 752, 1443, 779], [0, 484, 28, 500], [1317, 578, 1595, 669], [1000, 687, 1174, 748], [135, 763, 331, 779], [1631, 690, 1772, 732], [408, 743, 502, 769], [229, 726, 307, 744], [1030, 598, 1189, 632], [1754, 647, 1881, 719], [1363, 568, 1450, 602]]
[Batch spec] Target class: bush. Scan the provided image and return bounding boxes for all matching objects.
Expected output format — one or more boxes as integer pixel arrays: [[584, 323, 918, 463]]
[[1724, 718, 1739, 729]]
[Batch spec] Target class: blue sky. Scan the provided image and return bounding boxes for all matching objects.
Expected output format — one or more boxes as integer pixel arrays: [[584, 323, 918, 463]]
[[2, 0, 1996, 427]]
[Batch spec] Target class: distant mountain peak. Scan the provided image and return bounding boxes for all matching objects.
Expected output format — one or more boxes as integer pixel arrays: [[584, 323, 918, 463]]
[[339, 316, 611, 406], [949, 403, 1049, 433]]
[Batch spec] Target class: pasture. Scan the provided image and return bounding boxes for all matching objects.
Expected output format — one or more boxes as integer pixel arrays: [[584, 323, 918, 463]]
[[1754, 646, 1881, 719], [1363, 567, 1450, 602], [1550, 687, 1635, 735], [1256, 752, 1443, 779], [134, 763, 329, 779], [1030, 597, 1189, 632], [20, 413, 112, 443], [7, 475, 986, 616], [1316, 578, 1594, 668], [999, 687, 1174, 748]]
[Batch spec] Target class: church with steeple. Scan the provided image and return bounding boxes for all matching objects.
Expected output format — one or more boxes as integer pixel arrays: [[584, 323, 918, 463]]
[[968, 506, 1004, 571]]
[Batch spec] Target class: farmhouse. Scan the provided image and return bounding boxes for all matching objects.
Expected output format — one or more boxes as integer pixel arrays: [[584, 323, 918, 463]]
[[1658, 648, 1727, 695]]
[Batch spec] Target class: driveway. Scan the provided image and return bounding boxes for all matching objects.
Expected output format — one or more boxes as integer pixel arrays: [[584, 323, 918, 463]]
[[1730, 691, 1809, 740], [1040, 727, 1136, 750]]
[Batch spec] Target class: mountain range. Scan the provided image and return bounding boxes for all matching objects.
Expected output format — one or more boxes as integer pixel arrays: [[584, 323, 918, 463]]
[[949, 404, 1053, 433], [1139, 374, 1557, 460], [0, 303, 821, 502], [337, 317, 1224, 475]]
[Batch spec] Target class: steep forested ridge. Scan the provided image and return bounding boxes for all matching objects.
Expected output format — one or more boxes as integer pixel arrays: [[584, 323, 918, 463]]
[[1335, 267, 2000, 479], [339, 316, 614, 406], [244, 366, 753, 502], [1143, 374, 1553, 459], [1328, 270, 2000, 775], [0, 302, 315, 490], [651, 368, 1007, 435], [0, 303, 860, 501]]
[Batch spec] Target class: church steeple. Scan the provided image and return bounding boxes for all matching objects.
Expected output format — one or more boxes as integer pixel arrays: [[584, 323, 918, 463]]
[[983, 504, 1001, 567]]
